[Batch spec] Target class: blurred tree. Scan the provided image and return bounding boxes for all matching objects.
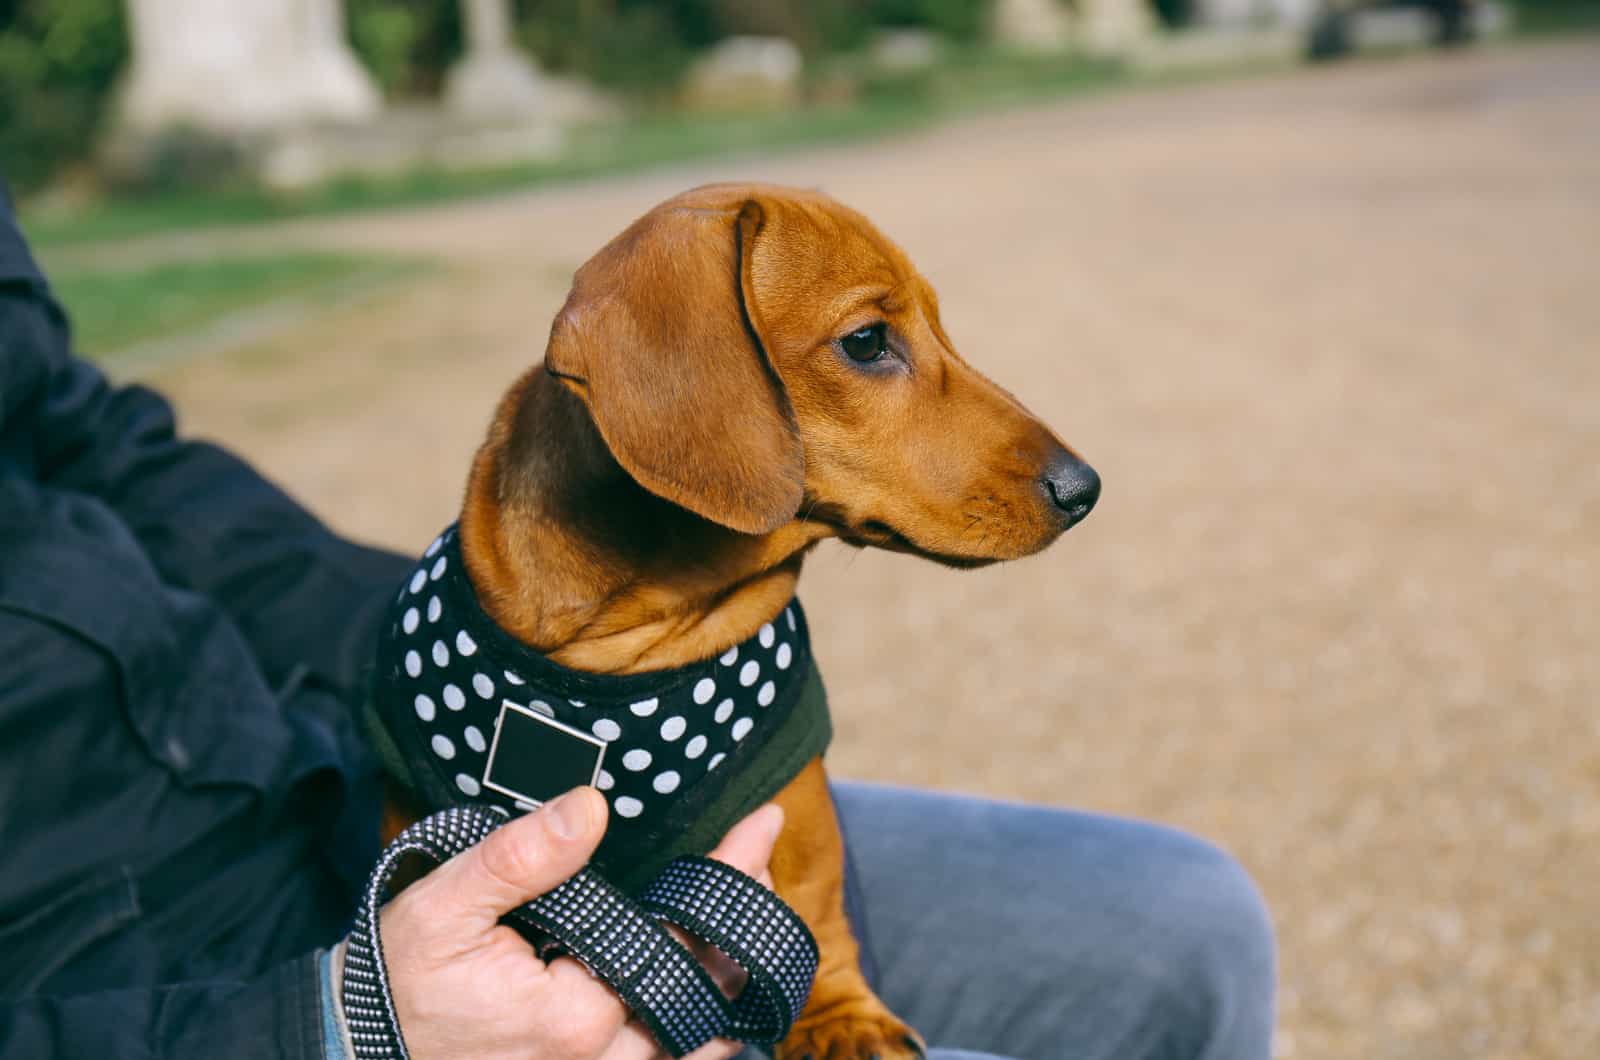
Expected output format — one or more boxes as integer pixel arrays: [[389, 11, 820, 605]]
[[872, 0, 992, 38], [0, 0, 128, 193], [518, 0, 698, 94], [1149, 0, 1196, 28], [347, 0, 462, 96]]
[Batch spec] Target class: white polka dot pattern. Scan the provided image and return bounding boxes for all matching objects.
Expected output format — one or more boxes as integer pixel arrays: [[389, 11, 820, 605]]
[[375, 525, 815, 862]]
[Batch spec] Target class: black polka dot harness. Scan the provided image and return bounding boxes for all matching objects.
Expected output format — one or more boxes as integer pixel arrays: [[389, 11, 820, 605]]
[[349, 525, 829, 1057]]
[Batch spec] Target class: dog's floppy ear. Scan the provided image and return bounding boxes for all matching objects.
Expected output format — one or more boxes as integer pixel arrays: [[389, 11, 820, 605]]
[[545, 198, 803, 535]]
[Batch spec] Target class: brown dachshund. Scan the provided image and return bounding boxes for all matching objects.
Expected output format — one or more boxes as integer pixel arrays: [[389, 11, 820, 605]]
[[397, 183, 1098, 1059]]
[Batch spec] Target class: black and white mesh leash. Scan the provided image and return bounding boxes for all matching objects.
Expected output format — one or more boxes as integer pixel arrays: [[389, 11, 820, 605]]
[[341, 805, 819, 1059]]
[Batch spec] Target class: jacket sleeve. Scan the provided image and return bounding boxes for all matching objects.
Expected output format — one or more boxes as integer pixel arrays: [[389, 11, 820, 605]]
[[0, 956, 326, 1060], [0, 188, 412, 704]]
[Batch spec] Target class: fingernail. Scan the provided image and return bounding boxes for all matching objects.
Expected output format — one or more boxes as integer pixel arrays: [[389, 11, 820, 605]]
[[545, 787, 594, 840]]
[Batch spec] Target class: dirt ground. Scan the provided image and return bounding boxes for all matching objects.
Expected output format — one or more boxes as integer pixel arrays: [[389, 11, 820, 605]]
[[146, 41, 1600, 1059]]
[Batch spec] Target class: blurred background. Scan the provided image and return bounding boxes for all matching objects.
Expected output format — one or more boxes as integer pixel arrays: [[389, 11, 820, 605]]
[[7, 1, 1599, 1057]]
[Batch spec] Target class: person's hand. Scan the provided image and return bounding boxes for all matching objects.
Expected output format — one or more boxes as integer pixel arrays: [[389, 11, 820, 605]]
[[374, 786, 784, 1060]]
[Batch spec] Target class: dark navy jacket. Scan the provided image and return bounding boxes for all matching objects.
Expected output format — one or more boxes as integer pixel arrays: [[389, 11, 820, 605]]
[[0, 186, 412, 1058]]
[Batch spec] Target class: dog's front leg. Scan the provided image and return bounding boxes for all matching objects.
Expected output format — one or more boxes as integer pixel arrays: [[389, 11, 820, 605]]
[[769, 757, 924, 1059]]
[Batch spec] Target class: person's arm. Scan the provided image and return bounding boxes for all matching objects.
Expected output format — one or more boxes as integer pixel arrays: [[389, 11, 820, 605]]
[[0, 192, 412, 703], [0, 957, 326, 1060], [0, 797, 783, 1060]]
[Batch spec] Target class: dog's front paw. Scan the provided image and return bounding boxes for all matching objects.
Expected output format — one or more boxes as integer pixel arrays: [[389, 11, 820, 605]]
[[776, 997, 925, 1060]]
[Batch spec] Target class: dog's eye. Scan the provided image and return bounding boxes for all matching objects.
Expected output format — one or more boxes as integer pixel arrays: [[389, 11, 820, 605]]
[[840, 324, 888, 363]]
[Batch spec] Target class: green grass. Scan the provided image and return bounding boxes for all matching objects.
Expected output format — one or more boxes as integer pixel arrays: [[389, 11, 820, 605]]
[[45, 251, 424, 355], [19, 49, 1127, 250]]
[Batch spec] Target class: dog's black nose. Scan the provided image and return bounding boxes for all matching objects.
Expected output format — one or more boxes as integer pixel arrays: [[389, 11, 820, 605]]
[[1042, 455, 1100, 528]]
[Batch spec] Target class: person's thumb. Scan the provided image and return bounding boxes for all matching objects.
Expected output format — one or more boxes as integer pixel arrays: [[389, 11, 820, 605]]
[[420, 786, 608, 930]]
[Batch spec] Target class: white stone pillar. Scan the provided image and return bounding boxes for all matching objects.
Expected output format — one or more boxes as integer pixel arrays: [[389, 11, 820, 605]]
[[1078, 0, 1156, 56], [444, 0, 545, 118], [992, 0, 1073, 52], [303, 0, 387, 113], [118, 0, 381, 133]]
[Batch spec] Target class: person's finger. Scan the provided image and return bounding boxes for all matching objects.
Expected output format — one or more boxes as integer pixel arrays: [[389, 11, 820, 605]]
[[704, 803, 784, 879], [538, 957, 745, 1060], [416, 786, 608, 930], [595, 1014, 742, 1060], [680, 1037, 742, 1060]]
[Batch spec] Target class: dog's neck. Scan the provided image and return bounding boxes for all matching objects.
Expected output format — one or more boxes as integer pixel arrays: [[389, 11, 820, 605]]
[[458, 367, 828, 675]]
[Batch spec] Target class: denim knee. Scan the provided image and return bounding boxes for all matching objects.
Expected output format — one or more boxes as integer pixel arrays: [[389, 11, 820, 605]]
[[1141, 835, 1277, 1060]]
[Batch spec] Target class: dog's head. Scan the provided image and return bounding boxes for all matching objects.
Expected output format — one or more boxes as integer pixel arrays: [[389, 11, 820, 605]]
[[545, 183, 1097, 567]]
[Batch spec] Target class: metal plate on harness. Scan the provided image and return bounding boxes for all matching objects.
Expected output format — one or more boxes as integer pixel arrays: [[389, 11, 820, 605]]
[[483, 699, 607, 808]]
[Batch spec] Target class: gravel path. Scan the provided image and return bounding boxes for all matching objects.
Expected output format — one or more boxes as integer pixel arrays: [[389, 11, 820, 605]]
[[150, 41, 1600, 1058]]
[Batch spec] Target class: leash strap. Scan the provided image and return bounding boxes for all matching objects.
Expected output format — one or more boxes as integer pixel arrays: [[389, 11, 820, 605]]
[[639, 857, 820, 1042], [341, 806, 817, 1059]]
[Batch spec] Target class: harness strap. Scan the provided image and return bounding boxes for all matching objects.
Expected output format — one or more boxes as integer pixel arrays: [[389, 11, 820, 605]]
[[341, 806, 817, 1059]]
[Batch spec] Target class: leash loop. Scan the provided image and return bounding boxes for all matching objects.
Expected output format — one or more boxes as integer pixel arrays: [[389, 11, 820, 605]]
[[341, 805, 816, 1059], [640, 856, 820, 1042]]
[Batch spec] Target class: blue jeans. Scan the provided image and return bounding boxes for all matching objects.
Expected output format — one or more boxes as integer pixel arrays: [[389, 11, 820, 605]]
[[745, 783, 1276, 1060]]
